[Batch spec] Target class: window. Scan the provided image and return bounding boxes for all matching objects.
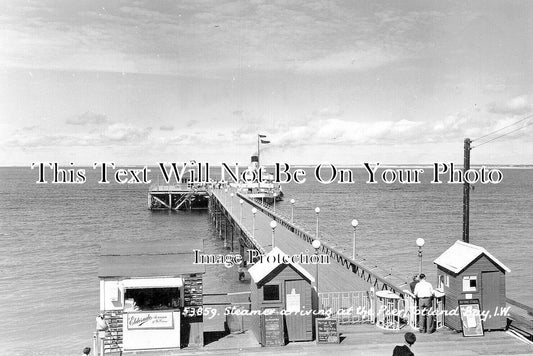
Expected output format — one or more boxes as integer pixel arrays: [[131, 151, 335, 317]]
[[462, 276, 478, 292], [263, 284, 281, 301], [445, 275, 449, 287], [124, 288, 181, 310], [437, 275, 444, 290]]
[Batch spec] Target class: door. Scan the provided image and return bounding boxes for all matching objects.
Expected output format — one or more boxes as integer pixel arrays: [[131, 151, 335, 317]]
[[481, 272, 502, 330], [284, 280, 312, 341]]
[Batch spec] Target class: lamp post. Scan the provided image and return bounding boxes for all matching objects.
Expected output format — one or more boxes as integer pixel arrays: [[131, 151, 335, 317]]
[[270, 220, 277, 248], [239, 199, 244, 222], [315, 207, 320, 239], [351, 219, 359, 259], [312, 239, 321, 293], [252, 208, 257, 238], [230, 192, 233, 212], [290, 199, 295, 222], [224, 188, 228, 205], [416, 238, 425, 275]]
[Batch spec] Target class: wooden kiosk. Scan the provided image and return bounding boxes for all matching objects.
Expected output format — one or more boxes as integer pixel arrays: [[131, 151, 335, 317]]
[[434, 240, 510, 331], [98, 240, 205, 352], [248, 247, 315, 346]]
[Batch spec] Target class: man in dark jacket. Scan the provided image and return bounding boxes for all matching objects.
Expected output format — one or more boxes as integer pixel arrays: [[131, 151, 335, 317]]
[[392, 332, 416, 356], [409, 275, 419, 293]]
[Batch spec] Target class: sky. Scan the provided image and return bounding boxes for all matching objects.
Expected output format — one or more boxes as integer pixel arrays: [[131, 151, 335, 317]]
[[0, 0, 532, 166]]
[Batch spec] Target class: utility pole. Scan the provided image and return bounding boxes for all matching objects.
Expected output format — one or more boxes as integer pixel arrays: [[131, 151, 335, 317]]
[[463, 138, 471, 243]]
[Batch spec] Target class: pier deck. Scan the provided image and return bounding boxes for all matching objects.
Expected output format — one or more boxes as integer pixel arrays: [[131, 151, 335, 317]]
[[210, 187, 408, 294], [109, 324, 533, 355]]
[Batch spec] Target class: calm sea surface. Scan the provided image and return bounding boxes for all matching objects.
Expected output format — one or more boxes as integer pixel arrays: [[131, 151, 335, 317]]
[[0, 166, 531, 355]]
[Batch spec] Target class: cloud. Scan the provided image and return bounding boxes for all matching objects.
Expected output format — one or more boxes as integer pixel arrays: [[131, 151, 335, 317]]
[[159, 125, 174, 131], [312, 107, 343, 118], [272, 118, 425, 147], [255, 109, 533, 149], [3, 122, 152, 147], [295, 47, 405, 73], [0, 1, 441, 75], [185, 120, 199, 128], [66, 112, 109, 125], [102, 123, 152, 142], [22, 125, 39, 131], [488, 95, 533, 116]]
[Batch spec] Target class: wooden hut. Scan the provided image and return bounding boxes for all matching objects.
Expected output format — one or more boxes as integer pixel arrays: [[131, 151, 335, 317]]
[[433, 240, 510, 331], [248, 247, 315, 345], [98, 240, 205, 352]]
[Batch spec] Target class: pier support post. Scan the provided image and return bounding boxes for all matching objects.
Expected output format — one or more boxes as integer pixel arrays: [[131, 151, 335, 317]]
[[231, 225, 234, 251], [219, 213, 222, 238], [224, 218, 227, 247]]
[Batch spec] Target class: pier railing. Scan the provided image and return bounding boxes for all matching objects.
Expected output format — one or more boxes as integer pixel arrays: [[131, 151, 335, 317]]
[[506, 297, 533, 341], [209, 188, 266, 254], [318, 291, 372, 324], [234, 190, 410, 296]]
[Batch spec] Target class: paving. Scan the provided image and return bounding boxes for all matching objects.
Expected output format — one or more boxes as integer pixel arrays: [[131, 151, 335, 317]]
[[110, 324, 533, 355]]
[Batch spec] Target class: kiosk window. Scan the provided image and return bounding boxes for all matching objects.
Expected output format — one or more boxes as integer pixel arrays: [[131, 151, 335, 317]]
[[462, 276, 477, 292], [437, 275, 444, 290], [124, 288, 180, 310], [263, 285, 280, 301]]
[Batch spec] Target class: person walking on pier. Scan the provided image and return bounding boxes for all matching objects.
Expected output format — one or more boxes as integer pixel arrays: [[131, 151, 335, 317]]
[[413, 274, 435, 333], [409, 274, 419, 293], [393, 332, 416, 356]]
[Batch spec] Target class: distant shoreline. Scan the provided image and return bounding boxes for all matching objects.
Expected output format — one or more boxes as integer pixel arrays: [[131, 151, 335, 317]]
[[2, 164, 533, 169]]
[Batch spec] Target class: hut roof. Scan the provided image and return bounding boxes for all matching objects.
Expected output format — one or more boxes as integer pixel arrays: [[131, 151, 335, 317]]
[[248, 247, 315, 284], [433, 240, 510, 274]]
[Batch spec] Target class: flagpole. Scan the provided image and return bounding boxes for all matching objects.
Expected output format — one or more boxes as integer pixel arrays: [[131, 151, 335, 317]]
[[257, 134, 260, 166]]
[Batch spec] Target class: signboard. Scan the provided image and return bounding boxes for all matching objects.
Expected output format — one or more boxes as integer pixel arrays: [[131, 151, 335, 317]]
[[127, 311, 174, 330], [458, 299, 484, 337], [316, 318, 339, 344], [286, 289, 301, 313], [261, 312, 284, 346]]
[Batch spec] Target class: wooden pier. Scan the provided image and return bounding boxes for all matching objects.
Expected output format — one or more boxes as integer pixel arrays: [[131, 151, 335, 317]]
[[208, 186, 533, 342], [148, 184, 209, 211], [209, 186, 409, 295]]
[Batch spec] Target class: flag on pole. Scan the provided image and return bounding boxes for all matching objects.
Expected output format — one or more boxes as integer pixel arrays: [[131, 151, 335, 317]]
[[258, 134, 267, 138], [260, 139, 270, 144]]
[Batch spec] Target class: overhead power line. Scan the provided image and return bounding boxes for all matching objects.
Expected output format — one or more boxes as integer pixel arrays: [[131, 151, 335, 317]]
[[472, 113, 533, 143], [472, 120, 533, 149]]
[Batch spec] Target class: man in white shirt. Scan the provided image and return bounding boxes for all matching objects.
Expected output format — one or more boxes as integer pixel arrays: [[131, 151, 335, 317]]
[[413, 273, 435, 333]]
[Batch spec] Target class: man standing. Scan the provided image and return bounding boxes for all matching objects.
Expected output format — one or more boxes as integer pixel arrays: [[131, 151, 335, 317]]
[[409, 275, 419, 293], [413, 273, 435, 333], [96, 314, 109, 355]]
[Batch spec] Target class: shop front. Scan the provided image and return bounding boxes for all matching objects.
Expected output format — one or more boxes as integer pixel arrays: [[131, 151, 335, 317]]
[[98, 240, 205, 352], [121, 278, 183, 350]]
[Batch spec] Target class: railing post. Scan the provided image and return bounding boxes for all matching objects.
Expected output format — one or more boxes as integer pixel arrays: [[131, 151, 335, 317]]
[[93, 332, 98, 356], [370, 287, 376, 324]]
